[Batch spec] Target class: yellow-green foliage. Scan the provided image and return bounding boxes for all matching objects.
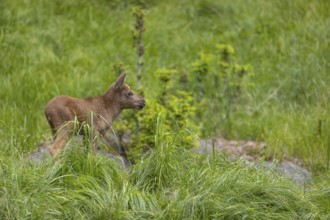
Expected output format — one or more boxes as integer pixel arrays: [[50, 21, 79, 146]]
[[118, 68, 199, 161], [126, 99, 166, 158]]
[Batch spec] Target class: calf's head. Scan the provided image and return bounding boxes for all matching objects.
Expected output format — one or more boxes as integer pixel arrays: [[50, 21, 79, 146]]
[[109, 73, 146, 110]]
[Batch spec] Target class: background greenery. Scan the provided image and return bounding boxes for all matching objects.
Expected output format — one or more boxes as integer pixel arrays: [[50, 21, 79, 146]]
[[0, 0, 329, 218]]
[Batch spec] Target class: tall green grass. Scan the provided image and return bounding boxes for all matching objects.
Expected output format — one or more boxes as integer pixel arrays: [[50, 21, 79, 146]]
[[1, 117, 330, 219]]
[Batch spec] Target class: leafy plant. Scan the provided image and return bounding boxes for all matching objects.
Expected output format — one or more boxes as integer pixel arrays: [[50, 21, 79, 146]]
[[191, 44, 253, 138], [122, 68, 199, 161]]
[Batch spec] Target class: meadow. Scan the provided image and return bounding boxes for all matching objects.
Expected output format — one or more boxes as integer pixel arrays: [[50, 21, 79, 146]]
[[0, 0, 330, 219]]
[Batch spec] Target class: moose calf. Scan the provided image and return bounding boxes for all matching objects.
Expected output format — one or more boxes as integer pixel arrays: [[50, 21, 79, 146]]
[[45, 73, 145, 156]]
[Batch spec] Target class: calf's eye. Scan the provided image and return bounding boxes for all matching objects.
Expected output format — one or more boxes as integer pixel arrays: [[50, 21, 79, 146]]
[[126, 92, 133, 97]]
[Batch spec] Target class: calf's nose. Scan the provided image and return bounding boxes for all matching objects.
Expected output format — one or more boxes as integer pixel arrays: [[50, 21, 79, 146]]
[[137, 99, 146, 109], [141, 100, 146, 107]]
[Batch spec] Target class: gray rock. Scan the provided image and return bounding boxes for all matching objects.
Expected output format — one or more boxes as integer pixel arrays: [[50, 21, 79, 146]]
[[195, 138, 311, 184]]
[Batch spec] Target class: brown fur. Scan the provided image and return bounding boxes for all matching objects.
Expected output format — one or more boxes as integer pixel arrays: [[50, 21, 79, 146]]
[[45, 73, 145, 156]]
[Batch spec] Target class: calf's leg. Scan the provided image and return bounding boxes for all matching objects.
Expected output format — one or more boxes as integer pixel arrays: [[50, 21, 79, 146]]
[[49, 122, 74, 156]]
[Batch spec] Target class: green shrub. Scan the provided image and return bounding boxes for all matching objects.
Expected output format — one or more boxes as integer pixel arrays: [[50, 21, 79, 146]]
[[115, 68, 199, 162]]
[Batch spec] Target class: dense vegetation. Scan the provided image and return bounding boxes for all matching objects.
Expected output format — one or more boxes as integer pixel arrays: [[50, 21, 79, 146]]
[[0, 0, 329, 218]]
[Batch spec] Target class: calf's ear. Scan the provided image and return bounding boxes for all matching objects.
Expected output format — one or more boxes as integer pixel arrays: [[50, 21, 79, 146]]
[[114, 73, 126, 90]]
